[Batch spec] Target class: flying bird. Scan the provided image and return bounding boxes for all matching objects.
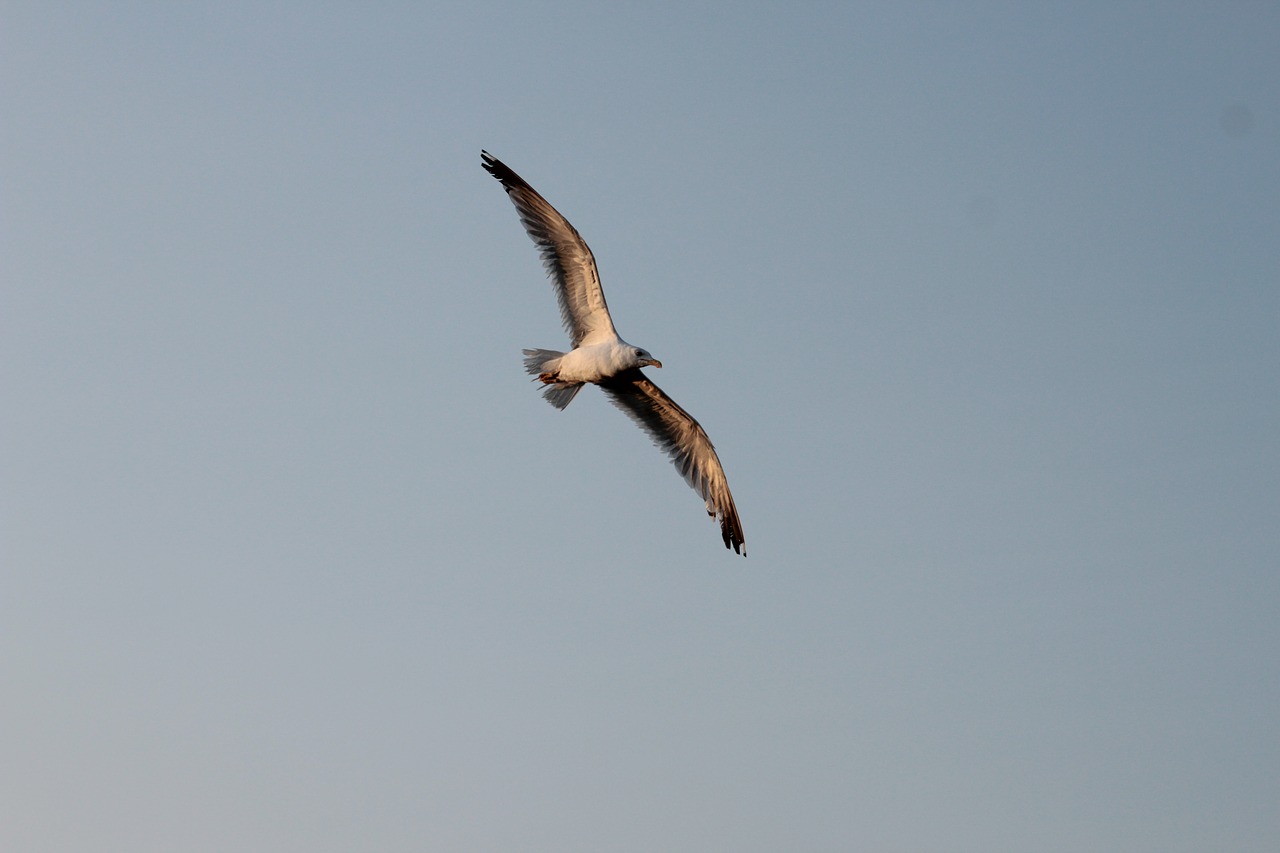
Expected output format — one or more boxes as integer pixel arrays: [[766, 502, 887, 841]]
[[482, 150, 745, 555]]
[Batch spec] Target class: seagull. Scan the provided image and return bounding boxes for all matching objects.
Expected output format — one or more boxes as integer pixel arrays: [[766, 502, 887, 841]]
[[482, 150, 745, 555]]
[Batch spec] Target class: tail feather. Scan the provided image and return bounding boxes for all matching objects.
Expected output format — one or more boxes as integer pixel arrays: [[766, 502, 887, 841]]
[[522, 348, 583, 410], [541, 382, 583, 409], [522, 348, 564, 376]]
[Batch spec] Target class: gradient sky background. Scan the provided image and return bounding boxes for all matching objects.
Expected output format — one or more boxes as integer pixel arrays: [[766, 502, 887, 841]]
[[3, 3, 1278, 851]]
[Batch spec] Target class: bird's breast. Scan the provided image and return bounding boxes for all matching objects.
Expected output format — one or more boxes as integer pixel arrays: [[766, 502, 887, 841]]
[[557, 341, 633, 383]]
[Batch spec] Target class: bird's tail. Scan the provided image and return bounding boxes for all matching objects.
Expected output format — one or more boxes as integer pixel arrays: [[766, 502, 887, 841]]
[[522, 348, 583, 410]]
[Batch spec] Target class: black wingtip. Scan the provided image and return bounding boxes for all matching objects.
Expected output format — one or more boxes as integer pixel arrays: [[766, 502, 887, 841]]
[[721, 518, 746, 556], [481, 150, 537, 196]]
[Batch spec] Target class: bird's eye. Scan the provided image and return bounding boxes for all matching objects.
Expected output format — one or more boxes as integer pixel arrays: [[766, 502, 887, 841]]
[[635, 349, 644, 358]]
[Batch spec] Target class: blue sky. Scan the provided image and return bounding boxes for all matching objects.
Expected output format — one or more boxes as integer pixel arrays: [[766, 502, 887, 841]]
[[3, 3, 1278, 851]]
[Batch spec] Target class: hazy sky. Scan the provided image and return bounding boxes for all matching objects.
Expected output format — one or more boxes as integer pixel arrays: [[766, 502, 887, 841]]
[[4, 3, 1278, 851]]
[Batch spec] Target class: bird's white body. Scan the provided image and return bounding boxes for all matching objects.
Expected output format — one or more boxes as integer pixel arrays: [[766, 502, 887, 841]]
[[554, 339, 645, 383]]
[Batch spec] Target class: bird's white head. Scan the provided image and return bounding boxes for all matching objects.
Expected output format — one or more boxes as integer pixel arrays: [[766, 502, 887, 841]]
[[631, 347, 662, 369]]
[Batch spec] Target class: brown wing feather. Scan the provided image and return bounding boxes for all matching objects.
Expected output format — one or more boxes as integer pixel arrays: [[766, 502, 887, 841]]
[[482, 151, 616, 346], [599, 369, 745, 555]]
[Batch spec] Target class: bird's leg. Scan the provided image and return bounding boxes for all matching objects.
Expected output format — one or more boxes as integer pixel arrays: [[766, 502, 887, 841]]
[[538, 371, 559, 384]]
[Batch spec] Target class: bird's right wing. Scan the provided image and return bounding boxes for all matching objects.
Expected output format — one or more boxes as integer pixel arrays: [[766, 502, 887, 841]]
[[482, 151, 617, 347], [600, 368, 745, 555]]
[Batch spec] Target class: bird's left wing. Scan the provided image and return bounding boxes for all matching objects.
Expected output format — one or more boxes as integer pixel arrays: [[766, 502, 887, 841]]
[[482, 151, 617, 347], [599, 369, 745, 555]]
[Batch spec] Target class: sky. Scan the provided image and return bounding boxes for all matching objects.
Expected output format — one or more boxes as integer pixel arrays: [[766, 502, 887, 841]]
[[3, 3, 1278, 851]]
